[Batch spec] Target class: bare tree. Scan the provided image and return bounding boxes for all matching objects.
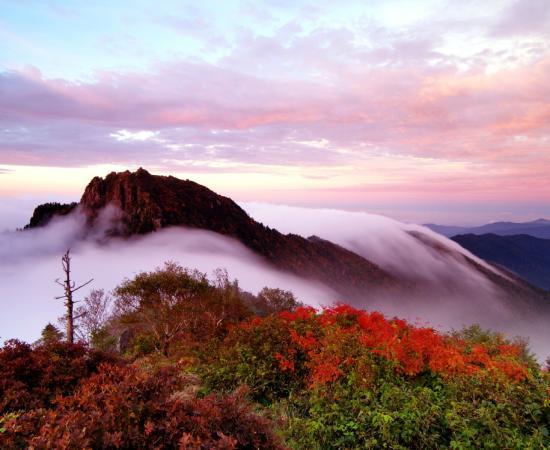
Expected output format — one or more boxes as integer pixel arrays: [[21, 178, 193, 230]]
[[75, 289, 112, 344], [55, 249, 93, 344]]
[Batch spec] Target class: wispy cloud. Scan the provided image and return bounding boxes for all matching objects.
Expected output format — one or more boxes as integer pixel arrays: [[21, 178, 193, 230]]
[[491, 0, 550, 37]]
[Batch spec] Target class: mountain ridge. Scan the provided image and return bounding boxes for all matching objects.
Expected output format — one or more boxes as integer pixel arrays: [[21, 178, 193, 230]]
[[31, 168, 399, 301], [425, 219, 550, 239], [25, 168, 550, 311], [452, 233, 550, 291]]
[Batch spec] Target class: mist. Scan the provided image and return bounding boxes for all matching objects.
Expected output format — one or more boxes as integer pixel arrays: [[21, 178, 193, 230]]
[[0, 207, 333, 344], [242, 203, 550, 361], [0, 200, 548, 361]]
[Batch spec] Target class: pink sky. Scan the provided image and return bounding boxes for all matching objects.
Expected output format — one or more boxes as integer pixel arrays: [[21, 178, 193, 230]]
[[1, 0, 549, 224]]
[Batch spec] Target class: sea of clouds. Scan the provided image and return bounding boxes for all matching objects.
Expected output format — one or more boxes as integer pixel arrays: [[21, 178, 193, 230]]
[[0, 200, 548, 361]]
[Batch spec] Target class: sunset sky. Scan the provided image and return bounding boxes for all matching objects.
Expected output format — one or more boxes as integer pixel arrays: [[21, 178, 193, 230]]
[[1, 0, 549, 224]]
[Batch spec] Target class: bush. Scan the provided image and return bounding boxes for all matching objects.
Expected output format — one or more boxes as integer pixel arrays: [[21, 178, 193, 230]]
[[0, 340, 120, 414], [3, 297, 548, 449], [203, 315, 309, 403], [204, 305, 550, 449], [2, 364, 283, 449]]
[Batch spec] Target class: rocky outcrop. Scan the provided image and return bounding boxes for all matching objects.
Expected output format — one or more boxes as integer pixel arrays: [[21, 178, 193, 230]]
[[77, 168, 398, 299], [79, 168, 259, 236]]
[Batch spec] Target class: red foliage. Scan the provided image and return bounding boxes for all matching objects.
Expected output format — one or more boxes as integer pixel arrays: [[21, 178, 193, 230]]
[[262, 305, 532, 387], [279, 306, 316, 322], [310, 356, 343, 385], [275, 352, 296, 372], [289, 329, 317, 351], [0, 340, 120, 414], [2, 364, 283, 449]]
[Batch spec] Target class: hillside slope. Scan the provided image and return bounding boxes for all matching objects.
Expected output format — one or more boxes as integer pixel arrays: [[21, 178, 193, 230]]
[[78, 168, 398, 300], [452, 233, 550, 291]]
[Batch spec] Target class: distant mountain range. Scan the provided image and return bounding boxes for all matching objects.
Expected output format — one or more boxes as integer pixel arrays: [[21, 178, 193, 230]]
[[452, 234, 550, 291], [425, 219, 550, 239], [425, 219, 550, 292]]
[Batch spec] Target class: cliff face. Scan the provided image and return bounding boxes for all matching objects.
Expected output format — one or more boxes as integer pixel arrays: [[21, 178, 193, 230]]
[[78, 168, 398, 299], [80, 168, 252, 235]]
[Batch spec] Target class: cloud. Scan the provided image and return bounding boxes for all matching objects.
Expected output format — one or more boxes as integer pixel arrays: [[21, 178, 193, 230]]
[[492, 0, 550, 37], [1, 56, 549, 162], [0, 207, 334, 344], [1, 202, 548, 361], [1, 11, 549, 207]]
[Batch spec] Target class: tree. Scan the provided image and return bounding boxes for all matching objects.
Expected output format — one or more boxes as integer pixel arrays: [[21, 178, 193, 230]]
[[113, 263, 253, 356], [74, 289, 111, 343], [209, 268, 252, 331], [40, 323, 63, 345], [55, 250, 93, 344], [114, 263, 213, 356], [251, 287, 303, 316]]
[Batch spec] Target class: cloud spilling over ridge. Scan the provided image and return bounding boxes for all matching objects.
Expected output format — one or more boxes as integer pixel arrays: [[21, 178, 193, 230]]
[[0, 207, 334, 344], [242, 202, 550, 360], [0, 201, 548, 361], [242, 202, 505, 282]]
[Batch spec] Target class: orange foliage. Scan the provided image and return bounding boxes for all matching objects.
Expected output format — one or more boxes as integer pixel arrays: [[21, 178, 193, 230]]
[[238, 304, 533, 387], [274, 352, 296, 372]]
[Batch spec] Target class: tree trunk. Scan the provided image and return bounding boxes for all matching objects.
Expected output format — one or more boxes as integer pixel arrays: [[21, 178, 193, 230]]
[[161, 339, 169, 357], [56, 249, 92, 345], [63, 251, 75, 344]]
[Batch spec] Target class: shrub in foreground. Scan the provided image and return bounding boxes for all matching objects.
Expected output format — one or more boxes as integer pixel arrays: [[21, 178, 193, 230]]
[[1, 364, 283, 449], [204, 305, 550, 449], [0, 339, 120, 414]]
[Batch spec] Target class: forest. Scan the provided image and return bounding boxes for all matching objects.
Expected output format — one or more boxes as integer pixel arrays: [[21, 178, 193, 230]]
[[1, 259, 549, 449]]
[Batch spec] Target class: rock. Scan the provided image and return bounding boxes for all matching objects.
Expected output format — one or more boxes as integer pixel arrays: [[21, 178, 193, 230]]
[[27, 168, 399, 301]]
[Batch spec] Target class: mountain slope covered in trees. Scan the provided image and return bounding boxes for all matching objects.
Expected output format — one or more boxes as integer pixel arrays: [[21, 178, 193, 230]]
[[452, 233, 550, 291]]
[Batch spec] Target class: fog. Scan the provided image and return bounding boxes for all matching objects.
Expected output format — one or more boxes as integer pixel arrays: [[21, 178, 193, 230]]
[[242, 203, 550, 361], [0, 207, 334, 344], [0, 200, 548, 361]]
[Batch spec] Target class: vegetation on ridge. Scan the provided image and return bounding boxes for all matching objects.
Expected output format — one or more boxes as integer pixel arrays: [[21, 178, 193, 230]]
[[1, 263, 548, 449]]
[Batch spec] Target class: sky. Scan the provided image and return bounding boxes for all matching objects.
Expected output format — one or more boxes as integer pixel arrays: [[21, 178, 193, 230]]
[[1, 0, 549, 225]]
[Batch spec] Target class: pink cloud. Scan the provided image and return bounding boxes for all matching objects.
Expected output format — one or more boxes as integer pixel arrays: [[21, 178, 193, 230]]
[[492, 0, 550, 37], [0, 39, 549, 207]]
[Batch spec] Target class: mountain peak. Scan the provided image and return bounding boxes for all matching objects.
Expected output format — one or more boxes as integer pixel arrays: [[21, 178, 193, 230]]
[[80, 169, 251, 235], [76, 170, 397, 298]]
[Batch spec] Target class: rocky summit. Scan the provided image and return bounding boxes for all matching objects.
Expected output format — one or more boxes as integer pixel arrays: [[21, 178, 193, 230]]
[[30, 168, 398, 301], [25, 169, 550, 311]]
